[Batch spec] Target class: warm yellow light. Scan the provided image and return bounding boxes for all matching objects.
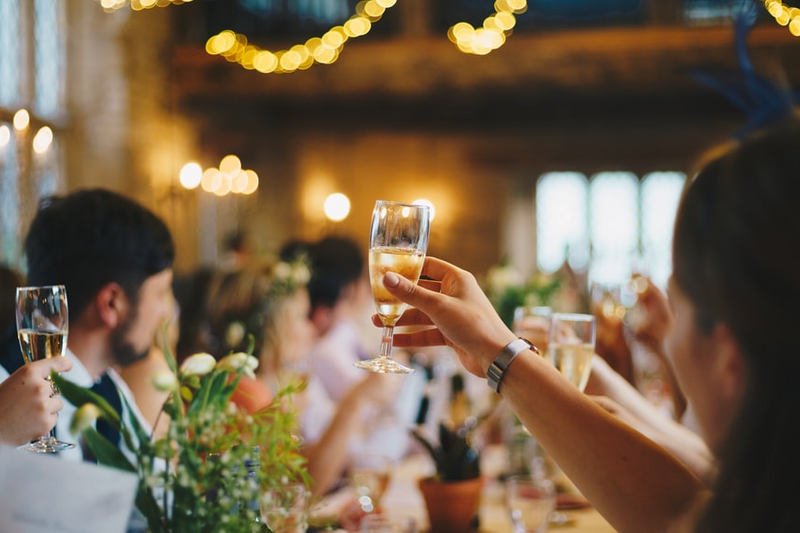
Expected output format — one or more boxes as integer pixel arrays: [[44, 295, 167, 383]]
[[412, 199, 436, 221], [323, 193, 351, 222], [179, 162, 203, 189], [242, 170, 259, 195], [254, 51, 279, 73], [231, 169, 248, 193], [322, 29, 345, 49], [13, 109, 30, 131], [214, 176, 232, 196], [280, 50, 302, 71], [0, 125, 10, 147], [790, 18, 800, 36], [32, 126, 53, 154], [219, 154, 242, 176], [314, 46, 338, 64], [201, 168, 222, 192], [494, 11, 516, 30], [363, 1, 385, 18]]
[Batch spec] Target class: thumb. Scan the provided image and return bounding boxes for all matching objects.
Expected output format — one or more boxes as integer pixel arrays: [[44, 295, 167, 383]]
[[383, 271, 427, 308]]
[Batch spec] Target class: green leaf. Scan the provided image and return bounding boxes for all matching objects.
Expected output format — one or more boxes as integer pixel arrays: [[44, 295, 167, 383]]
[[84, 429, 136, 472], [52, 372, 121, 429]]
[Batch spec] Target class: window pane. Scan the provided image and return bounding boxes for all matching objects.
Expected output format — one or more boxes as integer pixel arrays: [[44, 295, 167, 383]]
[[536, 172, 589, 273], [0, 0, 21, 107], [589, 172, 638, 285], [641, 172, 686, 287], [0, 124, 20, 264], [34, 0, 62, 118]]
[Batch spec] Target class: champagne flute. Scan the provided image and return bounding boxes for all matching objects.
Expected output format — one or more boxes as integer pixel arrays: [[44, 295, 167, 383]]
[[355, 200, 430, 374], [547, 313, 596, 392], [16, 285, 74, 453], [505, 472, 556, 533]]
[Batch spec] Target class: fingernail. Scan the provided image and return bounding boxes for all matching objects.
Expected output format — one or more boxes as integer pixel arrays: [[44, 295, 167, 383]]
[[384, 272, 400, 287]]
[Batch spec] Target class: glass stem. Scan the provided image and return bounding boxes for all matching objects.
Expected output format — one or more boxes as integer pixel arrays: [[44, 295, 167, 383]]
[[379, 326, 395, 358]]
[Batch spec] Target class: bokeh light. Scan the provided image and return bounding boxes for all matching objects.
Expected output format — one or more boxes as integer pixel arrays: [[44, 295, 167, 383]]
[[324, 193, 351, 222]]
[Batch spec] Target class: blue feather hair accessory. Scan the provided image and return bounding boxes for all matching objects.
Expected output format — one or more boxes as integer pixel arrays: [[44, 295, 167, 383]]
[[687, 0, 800, 138]]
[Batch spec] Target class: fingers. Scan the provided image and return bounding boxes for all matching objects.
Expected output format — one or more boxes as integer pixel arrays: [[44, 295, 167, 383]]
[[392, 327, 447, 348], [370, 308, 434, 328], [419, 256, 460, 281], [26, 356, 72, 377]]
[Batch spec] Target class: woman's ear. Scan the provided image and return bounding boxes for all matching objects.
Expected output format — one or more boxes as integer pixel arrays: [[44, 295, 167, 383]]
[[711, 322, 746, 405], [96, 282, 128, 328]]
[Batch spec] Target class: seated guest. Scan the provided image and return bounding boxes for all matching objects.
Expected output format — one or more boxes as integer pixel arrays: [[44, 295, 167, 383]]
[[304, 237, 419, 463], [194, 261, 396, 496], [0, 188, 175, 465]]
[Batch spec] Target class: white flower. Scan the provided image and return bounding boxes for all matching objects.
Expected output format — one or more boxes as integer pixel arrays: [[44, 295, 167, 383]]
[[273, 261, 292, 281], [152, 370, 179, 392], [217, 351, 259, 379], [225, 321, 246, 348], [71, 403, 101, 436], [179, 352, 217, 377], [291, 263, 311, 285]]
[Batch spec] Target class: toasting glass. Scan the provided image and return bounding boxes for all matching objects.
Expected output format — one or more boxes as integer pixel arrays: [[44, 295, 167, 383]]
[[355, 200, 430, 374], [547, 313, 596, 392], [15, 285, 74, 453]]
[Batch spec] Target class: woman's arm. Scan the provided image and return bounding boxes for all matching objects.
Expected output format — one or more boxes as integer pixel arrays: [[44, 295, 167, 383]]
[[586, 356, 718, 487], [384, 257, 709, 533], [302, 372, 395, 496]]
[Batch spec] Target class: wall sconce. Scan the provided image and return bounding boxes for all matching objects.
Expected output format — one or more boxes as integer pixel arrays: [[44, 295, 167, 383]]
[[324, 192, 351, 221], [412, 198, 436, 221], [179, 155, 259, 196]]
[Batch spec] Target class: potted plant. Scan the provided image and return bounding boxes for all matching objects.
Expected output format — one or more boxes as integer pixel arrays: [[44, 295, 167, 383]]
[[411, 422, 483, 533]]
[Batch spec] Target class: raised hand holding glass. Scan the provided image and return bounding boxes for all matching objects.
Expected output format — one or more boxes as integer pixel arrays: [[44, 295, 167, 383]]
[[15, 285, 74, 453], [355, 200, 430, 374]]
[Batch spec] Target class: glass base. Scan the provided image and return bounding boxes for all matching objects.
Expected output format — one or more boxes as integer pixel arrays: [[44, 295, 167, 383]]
[[21, 436, 75, 453], [353, 357, 414, 374]]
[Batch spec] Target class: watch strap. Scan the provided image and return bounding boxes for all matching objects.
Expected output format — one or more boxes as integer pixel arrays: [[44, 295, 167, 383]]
[[486, 337, 537, 393]]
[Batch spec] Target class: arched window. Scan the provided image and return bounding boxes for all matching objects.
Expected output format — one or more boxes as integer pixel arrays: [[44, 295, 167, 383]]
[[536, 172, 590, 273], [0, 0, 64, 268], [536, 170, 685, 287], [589, 172, 639, 285]]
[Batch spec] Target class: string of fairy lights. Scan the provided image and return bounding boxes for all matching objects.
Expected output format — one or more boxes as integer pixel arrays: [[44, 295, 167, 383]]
[[96, 0, 799, 71], [763, 0, 800, 35]]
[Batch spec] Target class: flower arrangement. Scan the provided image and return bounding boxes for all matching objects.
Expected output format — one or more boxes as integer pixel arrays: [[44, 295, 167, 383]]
[[483, 261, 562, 329], [53, 341, 308, 533]]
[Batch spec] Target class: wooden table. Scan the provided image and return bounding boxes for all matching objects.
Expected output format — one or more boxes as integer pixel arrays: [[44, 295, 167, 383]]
[[315, 447, 617, 533]]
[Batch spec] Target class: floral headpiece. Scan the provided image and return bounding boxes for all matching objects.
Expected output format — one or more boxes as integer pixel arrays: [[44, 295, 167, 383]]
[[223, 257, 312, 351]]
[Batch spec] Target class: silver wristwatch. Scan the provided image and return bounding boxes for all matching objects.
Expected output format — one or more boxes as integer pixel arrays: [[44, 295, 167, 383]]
[[486, 337, 537, 393]]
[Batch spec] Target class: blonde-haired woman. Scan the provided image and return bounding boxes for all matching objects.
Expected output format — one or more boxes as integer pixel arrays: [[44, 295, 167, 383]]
[[200, 260, 395, 496]]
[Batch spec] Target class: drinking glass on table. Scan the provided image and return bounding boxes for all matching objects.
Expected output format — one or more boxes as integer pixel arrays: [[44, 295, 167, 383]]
[[15, 285, 74, 453], [349, 453, 392, 513], [359, 514, 417, 533], [355, 200, 430, 374], [505, 473, 556, 533], [262, 483, 309, 533], [547, 313, 596, 392]]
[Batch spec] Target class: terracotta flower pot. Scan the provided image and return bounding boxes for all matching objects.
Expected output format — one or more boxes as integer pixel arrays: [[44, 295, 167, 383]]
[[417, 476, 484, 533]]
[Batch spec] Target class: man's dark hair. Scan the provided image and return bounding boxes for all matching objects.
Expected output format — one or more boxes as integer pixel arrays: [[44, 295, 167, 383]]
[[24, 188, 175, 318], [307, 236, 364, 310]]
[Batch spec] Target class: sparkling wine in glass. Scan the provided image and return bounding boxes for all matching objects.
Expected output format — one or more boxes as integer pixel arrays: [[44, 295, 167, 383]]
[[547, 313, 596, 392], [355, 200, 430, 374], [16, 285, 74, 453]]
